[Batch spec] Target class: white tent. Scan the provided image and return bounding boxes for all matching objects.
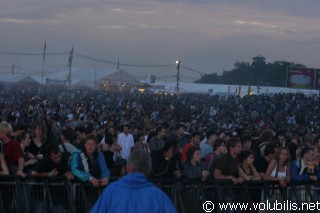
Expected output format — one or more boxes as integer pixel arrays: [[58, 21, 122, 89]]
[[44, 68, 116, 88], [0, 73, 26, 83]]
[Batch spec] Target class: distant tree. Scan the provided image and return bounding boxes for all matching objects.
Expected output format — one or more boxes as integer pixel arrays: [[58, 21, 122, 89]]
[[194, 56, 306, 87]]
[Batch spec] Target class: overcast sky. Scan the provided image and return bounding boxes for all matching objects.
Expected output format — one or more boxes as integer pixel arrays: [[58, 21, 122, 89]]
[[1, 0, 320, 82]]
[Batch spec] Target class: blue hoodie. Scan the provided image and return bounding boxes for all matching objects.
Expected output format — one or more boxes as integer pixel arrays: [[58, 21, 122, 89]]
[[290, 159, 320, 182], [91, 172, 177, 213]]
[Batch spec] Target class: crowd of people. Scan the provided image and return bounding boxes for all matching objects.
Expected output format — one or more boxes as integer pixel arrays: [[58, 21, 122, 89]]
[[0, 83, 320, 201]]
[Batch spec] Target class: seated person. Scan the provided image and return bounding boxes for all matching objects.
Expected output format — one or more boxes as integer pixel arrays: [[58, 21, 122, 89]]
[[32, 143, 74, 180], [151, 140, 182, 179], [183, 146, 209, 181], [71, 134, 110, 187]]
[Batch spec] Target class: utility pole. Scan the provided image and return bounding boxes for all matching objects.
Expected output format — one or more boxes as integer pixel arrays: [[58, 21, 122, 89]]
[[67, 46, 74, 87], [42, 42, 46, 84], [176, 60, 181, 92], [94, 68, 97, 89]]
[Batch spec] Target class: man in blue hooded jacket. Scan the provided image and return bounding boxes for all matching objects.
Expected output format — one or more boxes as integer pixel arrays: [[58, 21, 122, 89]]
[[91, 150, 177, 213], [291, 147, 320, 182]]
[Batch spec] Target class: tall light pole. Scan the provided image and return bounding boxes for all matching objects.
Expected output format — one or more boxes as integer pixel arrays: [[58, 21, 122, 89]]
[[176, 60, 181, 92]]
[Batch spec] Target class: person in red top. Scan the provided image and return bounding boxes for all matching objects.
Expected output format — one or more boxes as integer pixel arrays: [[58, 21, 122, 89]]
[[181, 132, 201, 162], [0, 121, 25, 177]]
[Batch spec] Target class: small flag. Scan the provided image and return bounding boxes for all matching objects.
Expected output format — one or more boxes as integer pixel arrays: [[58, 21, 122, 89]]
[[43, 42, 46, 61]]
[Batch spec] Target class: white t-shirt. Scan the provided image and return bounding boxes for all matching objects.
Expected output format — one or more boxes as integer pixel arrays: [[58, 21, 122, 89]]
[[118, 133, 134, 160]]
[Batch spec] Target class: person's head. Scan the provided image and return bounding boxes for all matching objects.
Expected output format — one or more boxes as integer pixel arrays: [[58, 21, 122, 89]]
[[275, 147, 290, 165], [186, 146, 201, 163], [16, 131, 31, 147], [156, 126, 166, 138], [251, 131, 260, 142], [60, 128, 74, 143], [75, 126, 87, 141], [107, 126, 116, 136], [206, 129, 217, 144], [276, 130, 286, 146], [0, 121, 13, 140], [239, 150, 254, 165], [300, 147, 314, 163], [136, 132, 145, 143], [264, 143, 277, 159], [104, 133, 115, 146], [84, 134, 98, 156], [213, 138, 226, 154], [291, 136, 301, 145], [260, 129, 273, 142], [126, 150, 152, 176], [241, 135, 252, 151], [190, 131, 201, 147], [176, 124, 186, 136], [32, 119, 47, 141], [146, 130, 157, 144], [314, 136, 320, 148], [226, 138, 242, 156], [46, 144, 62, 164], [12, 123, 27, 137], [123, 125, 130, 135], [222, 132, 231, 142]]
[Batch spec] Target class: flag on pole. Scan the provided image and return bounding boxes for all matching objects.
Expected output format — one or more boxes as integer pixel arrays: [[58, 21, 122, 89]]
[[43, 42, 46, 61], [117, 58, 120, 70]]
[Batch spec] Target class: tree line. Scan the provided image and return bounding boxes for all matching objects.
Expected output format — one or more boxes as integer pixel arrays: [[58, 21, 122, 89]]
[[194, 55, 306, 87]]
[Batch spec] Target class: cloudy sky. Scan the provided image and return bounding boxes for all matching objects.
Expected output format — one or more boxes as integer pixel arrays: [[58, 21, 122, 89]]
[[1, 0, 320, 82]]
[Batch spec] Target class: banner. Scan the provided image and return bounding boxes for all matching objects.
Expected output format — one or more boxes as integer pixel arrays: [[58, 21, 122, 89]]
[[46, 78, 67, 85], [287, 67, 315, 89], [315, 69, 320, 90]]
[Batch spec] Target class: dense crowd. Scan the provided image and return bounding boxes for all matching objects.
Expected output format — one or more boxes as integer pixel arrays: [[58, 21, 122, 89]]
[[0, 82, 320, 190]]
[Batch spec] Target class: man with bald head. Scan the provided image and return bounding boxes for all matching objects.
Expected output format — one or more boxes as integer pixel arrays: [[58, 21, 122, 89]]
[[91, 150, 176, 213]]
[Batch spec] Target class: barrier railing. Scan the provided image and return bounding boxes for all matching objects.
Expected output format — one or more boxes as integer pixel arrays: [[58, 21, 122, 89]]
[[0, 176, 319, 213]]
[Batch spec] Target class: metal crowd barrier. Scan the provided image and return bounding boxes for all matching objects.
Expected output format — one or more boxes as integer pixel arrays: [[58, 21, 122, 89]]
[[0, 176, 319, 213]]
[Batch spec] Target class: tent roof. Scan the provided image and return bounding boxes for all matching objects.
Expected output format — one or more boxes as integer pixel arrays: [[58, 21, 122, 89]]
[[45, 68, 116, 84], [18, 76, 42, 85], [103, 69, 138, 82], [0, 73, 26, 83]]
